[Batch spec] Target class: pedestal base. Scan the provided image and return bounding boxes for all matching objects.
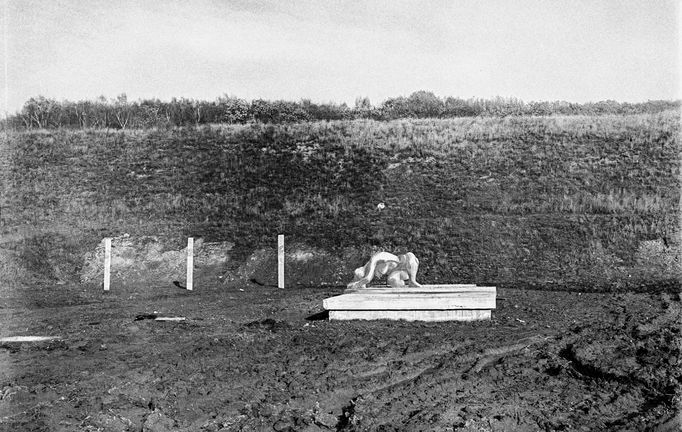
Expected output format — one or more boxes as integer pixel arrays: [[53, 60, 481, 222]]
[[323, 284, 496, 322], [329, 309, 491, 322]]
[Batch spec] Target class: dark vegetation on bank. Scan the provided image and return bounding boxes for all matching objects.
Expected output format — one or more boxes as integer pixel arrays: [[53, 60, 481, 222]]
[[1, 110, 679, 291], [4, 91, 680, 130]]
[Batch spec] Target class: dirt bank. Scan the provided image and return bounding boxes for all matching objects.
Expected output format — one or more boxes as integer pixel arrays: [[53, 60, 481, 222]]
[[80, 235, 234, 286]]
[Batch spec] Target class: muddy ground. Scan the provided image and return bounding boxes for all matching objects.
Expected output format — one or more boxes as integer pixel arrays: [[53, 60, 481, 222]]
[[0, 280, 680, 432]]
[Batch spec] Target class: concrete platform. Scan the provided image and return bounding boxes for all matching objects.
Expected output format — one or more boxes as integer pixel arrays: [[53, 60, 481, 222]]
[[323, 284, 496, 322]]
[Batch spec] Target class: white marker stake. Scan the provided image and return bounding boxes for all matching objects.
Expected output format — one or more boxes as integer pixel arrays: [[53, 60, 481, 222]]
[[278, 234, 284, 289], [103, 238, 111, 291], [187, 237, 194, 291]]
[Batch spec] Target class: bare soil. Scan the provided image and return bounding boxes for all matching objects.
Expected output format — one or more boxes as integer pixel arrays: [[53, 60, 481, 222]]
[[0, 280, 680, 432]]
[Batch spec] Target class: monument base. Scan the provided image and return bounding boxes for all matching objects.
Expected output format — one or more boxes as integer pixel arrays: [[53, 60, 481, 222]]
[[329, 309, 491, 322], [323, 284, 496, 322]]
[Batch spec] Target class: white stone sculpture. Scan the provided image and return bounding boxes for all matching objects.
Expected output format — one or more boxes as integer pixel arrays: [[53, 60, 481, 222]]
[[347, 251, 421, 290]]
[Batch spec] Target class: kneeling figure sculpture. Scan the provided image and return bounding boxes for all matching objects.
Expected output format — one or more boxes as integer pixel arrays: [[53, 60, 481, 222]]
[[347, 251, 421, 290]]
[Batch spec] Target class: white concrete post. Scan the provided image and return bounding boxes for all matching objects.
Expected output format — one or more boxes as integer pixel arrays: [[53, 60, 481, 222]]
[[103, 238, 111, 291], [187, 237, 194, 291], [277, 234, 284, 289]]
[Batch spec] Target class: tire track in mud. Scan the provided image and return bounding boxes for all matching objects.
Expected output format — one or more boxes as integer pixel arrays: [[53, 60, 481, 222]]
[[332, 333, 557, 430], [554, 295, 682, 430], [218, 323, 547, 429], [333, 294, 681, 431], [464, 335, 553, 375], [354, 334, 554, 396]]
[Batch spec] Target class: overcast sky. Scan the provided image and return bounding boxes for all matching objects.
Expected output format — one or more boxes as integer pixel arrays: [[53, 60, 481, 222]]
[[2, 0, 680, 113]]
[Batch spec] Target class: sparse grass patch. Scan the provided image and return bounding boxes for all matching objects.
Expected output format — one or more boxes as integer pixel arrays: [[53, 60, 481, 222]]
[[634, 239, 682, 280], [491, 190, 671, 214]]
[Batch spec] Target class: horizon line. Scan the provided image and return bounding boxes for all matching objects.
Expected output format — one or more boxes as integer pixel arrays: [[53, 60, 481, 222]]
[[10, 92, 682, 112]]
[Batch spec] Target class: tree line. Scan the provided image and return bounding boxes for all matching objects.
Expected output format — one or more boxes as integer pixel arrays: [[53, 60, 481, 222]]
[[4, 91, 680, 130]]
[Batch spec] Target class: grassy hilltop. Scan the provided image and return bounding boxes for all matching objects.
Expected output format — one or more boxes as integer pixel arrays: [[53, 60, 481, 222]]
[[1, 110, 680, 290]]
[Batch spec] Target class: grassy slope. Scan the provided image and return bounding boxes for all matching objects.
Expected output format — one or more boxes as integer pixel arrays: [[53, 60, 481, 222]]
[[1, 111, 680, 290]]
